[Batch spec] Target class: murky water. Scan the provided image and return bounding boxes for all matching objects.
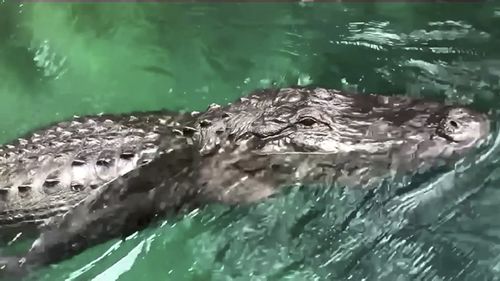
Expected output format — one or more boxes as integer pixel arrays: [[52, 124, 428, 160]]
[[1, 2, 500, 281]]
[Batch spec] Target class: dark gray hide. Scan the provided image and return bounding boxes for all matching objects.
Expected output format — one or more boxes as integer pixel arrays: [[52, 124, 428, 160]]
[[0, 87, 490, 278]]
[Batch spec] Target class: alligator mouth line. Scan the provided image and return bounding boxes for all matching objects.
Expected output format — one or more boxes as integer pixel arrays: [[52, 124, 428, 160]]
[[431, 132, 457, 143]]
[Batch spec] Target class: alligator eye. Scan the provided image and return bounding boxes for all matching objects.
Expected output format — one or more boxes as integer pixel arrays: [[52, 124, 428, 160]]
[[449, 120, 458, 128], [297, 117, 317, 127]]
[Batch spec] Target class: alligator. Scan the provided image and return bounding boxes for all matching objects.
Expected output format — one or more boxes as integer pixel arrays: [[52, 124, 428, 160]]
[[0, 87, 491, 278]]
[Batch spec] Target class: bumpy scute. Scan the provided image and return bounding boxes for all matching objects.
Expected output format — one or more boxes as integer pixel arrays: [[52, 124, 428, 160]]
[[0, 111, 192, 229]]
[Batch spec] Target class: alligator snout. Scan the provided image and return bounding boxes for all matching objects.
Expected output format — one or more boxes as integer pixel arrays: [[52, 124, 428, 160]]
[[435, 107, 490, 148]]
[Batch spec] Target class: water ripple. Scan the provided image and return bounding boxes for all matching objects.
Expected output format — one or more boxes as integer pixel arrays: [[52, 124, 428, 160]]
[[1, 2, 500, 281]]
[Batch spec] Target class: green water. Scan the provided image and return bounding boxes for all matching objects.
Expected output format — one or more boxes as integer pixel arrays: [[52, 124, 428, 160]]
[[2, 2, 500, 281]]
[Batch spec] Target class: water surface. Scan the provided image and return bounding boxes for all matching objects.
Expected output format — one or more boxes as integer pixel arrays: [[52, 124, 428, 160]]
[[1, 2, 500, 281]]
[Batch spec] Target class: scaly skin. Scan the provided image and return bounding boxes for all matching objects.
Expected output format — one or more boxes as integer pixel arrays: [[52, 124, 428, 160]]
[[0, 111, 193, 230], [0, 87, 491, 279]]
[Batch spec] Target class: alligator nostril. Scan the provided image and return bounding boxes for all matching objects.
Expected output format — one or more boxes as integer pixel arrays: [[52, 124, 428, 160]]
[[449, 120, 458, 128]]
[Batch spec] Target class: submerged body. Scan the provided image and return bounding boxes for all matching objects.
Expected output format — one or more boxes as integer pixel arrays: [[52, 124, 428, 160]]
[[0, 87, 491, 278]]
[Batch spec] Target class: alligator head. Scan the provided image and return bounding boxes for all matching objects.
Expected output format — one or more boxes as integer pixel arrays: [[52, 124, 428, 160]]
[[194, 87, 490, 202]]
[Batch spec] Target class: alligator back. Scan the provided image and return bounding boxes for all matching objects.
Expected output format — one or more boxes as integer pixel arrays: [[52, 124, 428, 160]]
[[0, 111, 190, 231]]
